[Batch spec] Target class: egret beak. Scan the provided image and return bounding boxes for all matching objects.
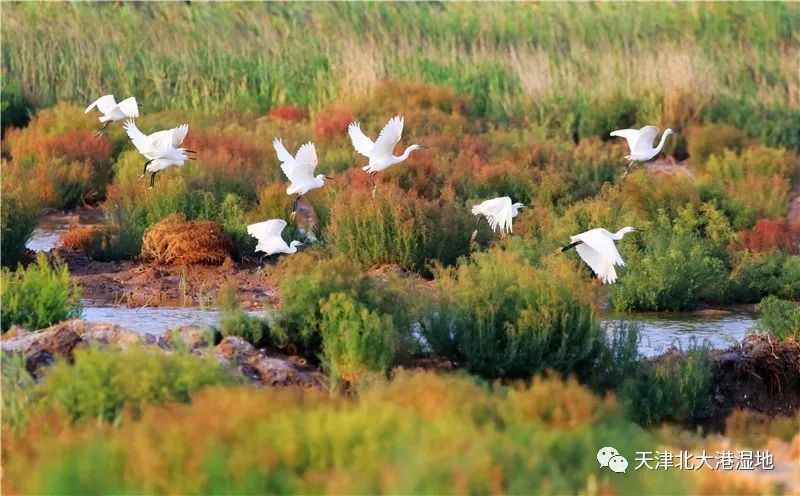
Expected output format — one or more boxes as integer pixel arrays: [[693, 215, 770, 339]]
[[419, 145, 429, 149], [185, 150, 198, 154], [324, 176, 334, 180]]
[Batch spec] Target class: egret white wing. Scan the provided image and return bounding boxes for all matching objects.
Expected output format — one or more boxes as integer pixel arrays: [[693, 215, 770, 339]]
[[575, 243, 618, 284], [609, 128, 640, 152], [85, 95, 116, 114], [273, 138, 295, 164], [123, 120, 150, 154], [294, 142, 318, 168], [116, 97, 139, 118], [372, 115, 404, 160], [169, 123, 189, 147], [480, 197, 513, 233], [579, 229, 625, 267], [247, 219, 288, 254], [348, 123, 374, 157], [633, 126, 659, 155]]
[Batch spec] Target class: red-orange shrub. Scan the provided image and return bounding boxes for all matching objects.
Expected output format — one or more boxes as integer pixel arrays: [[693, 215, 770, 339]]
[[313, 107, 353, 140], [269, 105, 306, 122], [736, 218, 797, 254], [181, 130, 271, 200]]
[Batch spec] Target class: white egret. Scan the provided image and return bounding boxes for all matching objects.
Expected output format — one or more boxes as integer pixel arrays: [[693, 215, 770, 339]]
[[610, 126, 674, 176], [348, 115, 426, 195], [247, 219, 302, 260], [123, 120, 195, 188], [561, 227, 638, 284], [471, 196, 524, 240], [273, 138, 331, 217], [84, 95, 139, 136]]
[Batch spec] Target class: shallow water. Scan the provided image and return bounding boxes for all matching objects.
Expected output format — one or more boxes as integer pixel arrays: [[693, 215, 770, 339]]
[[26, 210, 103, 253], [78, 303, 756, 356], [601, 312, 756, 357]]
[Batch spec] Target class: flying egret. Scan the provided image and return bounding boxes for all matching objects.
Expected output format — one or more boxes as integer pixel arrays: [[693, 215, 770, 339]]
[[247, 219, 303, 261], [610, 126, 674, 177], [561, 227, 638, 284], [348, 115, 426, 196], [471, 196, 524, 241], [123, 120, 196, 188], [273, 138, 331, 218], [85, 95, 139, 137]]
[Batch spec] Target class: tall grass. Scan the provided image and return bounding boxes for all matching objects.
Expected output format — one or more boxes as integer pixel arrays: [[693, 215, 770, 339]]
[[3, 3, 798, 144]]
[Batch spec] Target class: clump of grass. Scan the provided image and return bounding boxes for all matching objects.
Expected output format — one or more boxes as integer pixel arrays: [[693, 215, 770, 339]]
[[421, 248, 603, 379], [618, 347, 713, 425], [1, 253, 82, 332], [140, 214, 234, 266], [756, 296, 800, 342], [0, 182, 40, 268], [320, 291, 396, 387], [37, 345, 236, 423], [685, 123, 749, 163], [327, 183, 472, 274], [217, 281, 267, 347], [272, 253, 413, 358]]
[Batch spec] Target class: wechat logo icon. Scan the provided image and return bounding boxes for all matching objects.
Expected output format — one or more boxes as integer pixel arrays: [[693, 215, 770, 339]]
[[597, 446, 628, 474]]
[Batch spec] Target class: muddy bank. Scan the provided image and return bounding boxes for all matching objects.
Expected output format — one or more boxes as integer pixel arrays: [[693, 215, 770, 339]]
[[57, 248, 277, 309]]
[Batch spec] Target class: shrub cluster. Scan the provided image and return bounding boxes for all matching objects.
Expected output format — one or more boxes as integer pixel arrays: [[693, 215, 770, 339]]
[[421, 249, 603, 379], [756, 296, 800, 342], [1, 253, 82, 332]]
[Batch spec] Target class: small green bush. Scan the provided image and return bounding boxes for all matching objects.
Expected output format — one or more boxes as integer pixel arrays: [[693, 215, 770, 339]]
[[421, 249, 603, 379], [0, 186, 40, 268], [756, 296, 800, 342], [320, 292, 396, 386], [611, 210, 728, 311], [272, 254, 412, 358], [726, 252, 800, 303], [327, 184, 472, 274], [39, 345, 236, 423], [619, 348, 712, 425], [1, 253, 82, 332], [217, 282, 268, 347], [686, 123, 748, 163]]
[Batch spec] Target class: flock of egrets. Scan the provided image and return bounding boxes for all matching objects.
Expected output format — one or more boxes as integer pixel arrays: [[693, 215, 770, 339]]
[[85, 94, 674, 285]]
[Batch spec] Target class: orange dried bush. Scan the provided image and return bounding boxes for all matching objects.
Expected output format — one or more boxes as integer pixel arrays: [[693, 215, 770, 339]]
[[141, 214, 233, 266], [268, 104, 306, 122], [60, 225, 109, 251], [736, 218, 797, 254]]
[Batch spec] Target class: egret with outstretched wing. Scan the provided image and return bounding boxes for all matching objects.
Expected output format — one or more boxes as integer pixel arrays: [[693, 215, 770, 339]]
[[471, 196, 524, 240], [273, 138, 331, 217], [348, 115, 426, 195], [123, 120, 194, 188], [85, 95, 140, 136], [561, 227, 638, 284], [610, 125, 674, 177], [247, 219, 303, 259]]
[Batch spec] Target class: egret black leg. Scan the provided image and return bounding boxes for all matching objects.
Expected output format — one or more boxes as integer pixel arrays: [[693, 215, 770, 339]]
[[149, 171, 158, 189], [471, 217, 482, 243], [290, 195, 301, 220], [140, 159, 153, 179], [95, 121, 110, 139], [370, 172, 378, 197]]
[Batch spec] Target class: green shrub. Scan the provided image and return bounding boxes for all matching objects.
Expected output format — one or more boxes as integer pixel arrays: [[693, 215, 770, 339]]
[[0, 81, 32, 135], [756, 296, 800, 342], [326, 184, 472, 274], [320, 292, 396, 385], [217, 282, 267, 347], [0, 186, 40, 268], [1, 253, 82, 332], [38, 345, 236, 423], [705, 97, 800, 151], [610, 210, 728, 311], [4, 372, 689, 495], [272, 254, 413, 358], [421, 249, 603, 379], [619, 348, 712, 425], [726, 252, 800, 303]]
